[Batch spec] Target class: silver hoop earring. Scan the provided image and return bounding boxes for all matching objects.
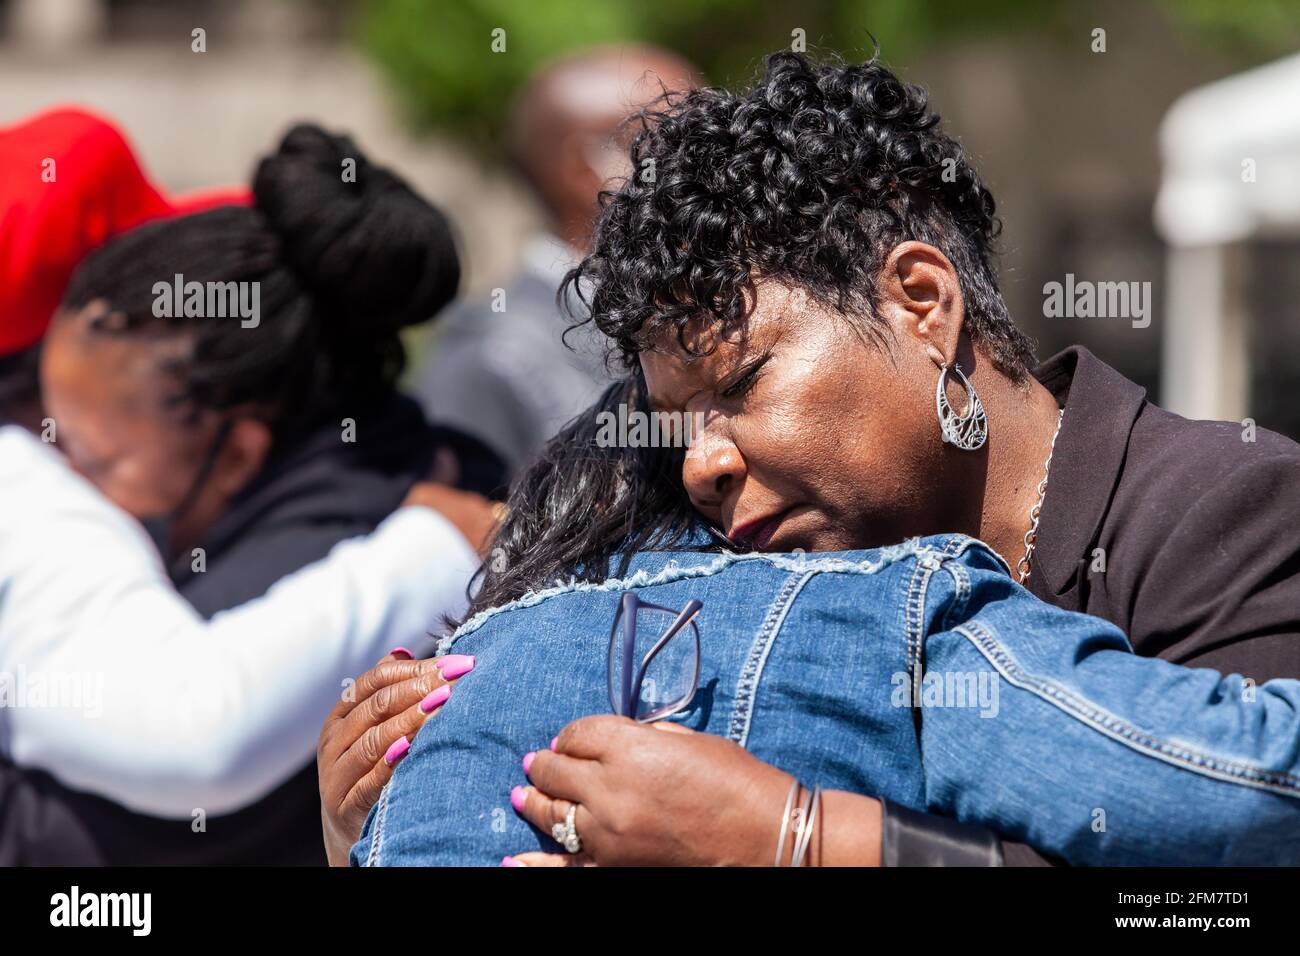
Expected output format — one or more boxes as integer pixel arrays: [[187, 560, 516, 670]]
[[935, 362, 988, 451]]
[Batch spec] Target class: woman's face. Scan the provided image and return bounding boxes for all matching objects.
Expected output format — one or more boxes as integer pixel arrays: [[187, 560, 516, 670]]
[[641, 282, 972, 553], [40, 303, 266, 554]]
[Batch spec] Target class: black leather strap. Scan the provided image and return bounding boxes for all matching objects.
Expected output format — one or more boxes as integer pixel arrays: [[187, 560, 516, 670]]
[[879, 799, 1005, 867]]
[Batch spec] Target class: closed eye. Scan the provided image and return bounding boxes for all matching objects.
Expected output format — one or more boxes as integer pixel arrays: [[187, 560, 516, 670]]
[[720, 352, 770, 399]]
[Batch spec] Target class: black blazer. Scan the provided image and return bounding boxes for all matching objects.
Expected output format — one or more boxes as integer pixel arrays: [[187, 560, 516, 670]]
[[885, 346, 1300, 865]]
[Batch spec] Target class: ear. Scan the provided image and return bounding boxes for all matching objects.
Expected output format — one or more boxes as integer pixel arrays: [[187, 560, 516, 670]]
[[875, 241, 966, 369], [213, 417, 273, 498]]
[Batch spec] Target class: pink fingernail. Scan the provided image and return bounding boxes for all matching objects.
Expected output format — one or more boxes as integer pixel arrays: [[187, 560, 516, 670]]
[[436, 654, 475, 679], [501, 855, 525, 867], [419, 684, 452, 714], [384, 736, 410, 766], [522, 751, 536, 774], [510, 785, 528, 813], [550, 736, 559, 752], [389, 646, 414, 660]]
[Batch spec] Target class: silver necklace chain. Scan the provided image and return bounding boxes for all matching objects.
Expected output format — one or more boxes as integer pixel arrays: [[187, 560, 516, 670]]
[[1016, 407, 1065, 584]]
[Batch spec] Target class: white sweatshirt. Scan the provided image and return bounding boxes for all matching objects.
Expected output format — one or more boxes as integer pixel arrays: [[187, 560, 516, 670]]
[[0, 425, 479, 818]]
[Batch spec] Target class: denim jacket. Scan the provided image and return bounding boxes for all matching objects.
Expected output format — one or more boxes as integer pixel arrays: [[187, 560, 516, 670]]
[[355, 535, 1300, 866]]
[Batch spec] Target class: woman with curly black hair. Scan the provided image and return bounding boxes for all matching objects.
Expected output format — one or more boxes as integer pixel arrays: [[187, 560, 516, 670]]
[[322, 49, 1300, 867]]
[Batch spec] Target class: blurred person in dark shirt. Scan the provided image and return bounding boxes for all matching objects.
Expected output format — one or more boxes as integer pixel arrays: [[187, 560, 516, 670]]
[[413, 44, 699, 476]]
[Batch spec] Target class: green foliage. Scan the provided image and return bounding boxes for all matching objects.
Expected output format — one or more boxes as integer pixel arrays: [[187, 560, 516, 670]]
[[355, 0, 1042, 146], [1160, 0, 1300, 61], [354, 0, 1299, 152]]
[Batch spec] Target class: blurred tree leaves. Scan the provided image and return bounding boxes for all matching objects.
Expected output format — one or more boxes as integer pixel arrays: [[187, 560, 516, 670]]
[[355, 0, 1045, 149], [1163, 0, 1300, 60], [354, 0, 1300, 153]]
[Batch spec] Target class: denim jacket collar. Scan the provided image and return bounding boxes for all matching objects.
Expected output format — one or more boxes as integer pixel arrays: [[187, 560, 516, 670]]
[[1030, 346, 1146, 598]]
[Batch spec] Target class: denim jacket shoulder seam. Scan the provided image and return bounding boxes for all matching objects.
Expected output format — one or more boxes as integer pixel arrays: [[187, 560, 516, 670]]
[[728, 569, 818, 748], [905, 557, 934, 699], [939, 534, 1012, 575], [938, 558, 973, 632], [364, 780, 393, 867], [953, 619, 1300, 798], [906, 536, 1000, 688]]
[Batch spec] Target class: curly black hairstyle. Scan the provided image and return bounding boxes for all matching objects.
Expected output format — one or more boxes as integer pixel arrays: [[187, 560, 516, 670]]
[[563, 49, 1035, 379], [459, 50, 1045, 620]]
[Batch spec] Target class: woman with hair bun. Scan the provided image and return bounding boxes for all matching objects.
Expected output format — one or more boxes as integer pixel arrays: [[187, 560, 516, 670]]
[[47, 123, 502, 594], [21, 123, 504, 864]]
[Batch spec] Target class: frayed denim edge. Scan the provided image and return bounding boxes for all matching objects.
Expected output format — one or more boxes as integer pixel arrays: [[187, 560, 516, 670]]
[[436, 536, 968, 655]]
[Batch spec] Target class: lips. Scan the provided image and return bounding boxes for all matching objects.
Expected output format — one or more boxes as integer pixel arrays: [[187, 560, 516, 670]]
[[728, 507, 794, 551]]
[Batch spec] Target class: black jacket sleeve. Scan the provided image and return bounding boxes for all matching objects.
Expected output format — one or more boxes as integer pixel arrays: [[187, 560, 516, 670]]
[[880, 800, 1003, 866], [886, 436, 1300, 866], [0, 758, 104, 865]]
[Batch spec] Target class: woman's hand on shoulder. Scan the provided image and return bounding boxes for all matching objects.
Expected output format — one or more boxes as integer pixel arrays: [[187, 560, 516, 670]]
[[317, 648, 475, 866], [505, 715, 794, 867], [504, 715, 887, 867]]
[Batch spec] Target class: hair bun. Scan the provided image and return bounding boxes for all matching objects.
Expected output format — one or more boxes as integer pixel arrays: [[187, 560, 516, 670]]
[[252, 123, 460, 339]]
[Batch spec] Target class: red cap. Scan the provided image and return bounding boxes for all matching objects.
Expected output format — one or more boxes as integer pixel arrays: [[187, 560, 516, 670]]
[[0, 106, 251, 356]]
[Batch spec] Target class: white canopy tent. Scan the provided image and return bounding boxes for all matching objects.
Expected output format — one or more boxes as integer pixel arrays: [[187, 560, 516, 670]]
[[1155, 51, 1300, 422]]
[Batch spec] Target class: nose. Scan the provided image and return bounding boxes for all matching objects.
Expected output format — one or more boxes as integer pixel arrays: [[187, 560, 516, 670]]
[[682, 431, 746, 516]]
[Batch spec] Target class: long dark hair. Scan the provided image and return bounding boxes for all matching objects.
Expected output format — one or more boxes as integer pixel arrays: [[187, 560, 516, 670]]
[[60, 123, 460, 440], [460, 373, 710, 620]]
